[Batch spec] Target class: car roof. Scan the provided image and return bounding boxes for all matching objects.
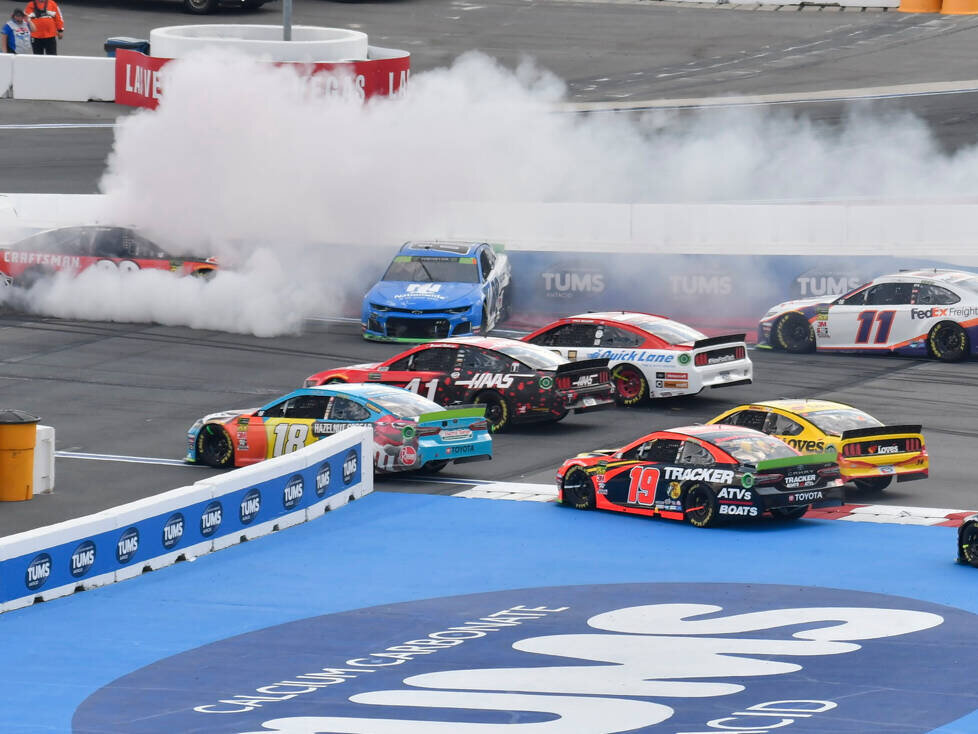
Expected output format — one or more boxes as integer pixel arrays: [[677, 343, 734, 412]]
[[301, 384, 411, 400], [741, 399, 852, 415], [565, 311, 672, 329], [398, 240, 486, 257], [426, 335, 524, 349], [875, 269, 976, 285]]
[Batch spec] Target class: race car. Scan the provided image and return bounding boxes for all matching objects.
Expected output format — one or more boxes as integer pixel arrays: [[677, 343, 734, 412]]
[[0, 225, 217, 286], [361, 240, 512, 342], [303, 335, 614, 432], [556, 424, 844, 528], [522, 311, 752, 405], [758, 269, 978, 361], [958, 515, 978, 567], [707, 399, 928, 492], [185, 383, 492, 474]]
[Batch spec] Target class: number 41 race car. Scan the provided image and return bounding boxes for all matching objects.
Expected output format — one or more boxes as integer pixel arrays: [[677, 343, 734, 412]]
[[556, 424, 843, 528]]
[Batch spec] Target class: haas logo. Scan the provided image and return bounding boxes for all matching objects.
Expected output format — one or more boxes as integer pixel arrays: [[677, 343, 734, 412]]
[[459, 373, 515, 390], [573, 375, 596, 388]]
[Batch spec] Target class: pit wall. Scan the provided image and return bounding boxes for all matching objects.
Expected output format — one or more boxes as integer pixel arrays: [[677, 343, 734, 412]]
[[0, 427, 372, 613]]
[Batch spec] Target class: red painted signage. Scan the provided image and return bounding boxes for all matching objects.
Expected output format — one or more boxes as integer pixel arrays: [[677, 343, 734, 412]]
[[114, 49, 410, 109]]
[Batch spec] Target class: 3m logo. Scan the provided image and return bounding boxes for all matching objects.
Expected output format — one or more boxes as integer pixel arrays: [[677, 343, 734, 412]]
[[406, 283, 442, 294]]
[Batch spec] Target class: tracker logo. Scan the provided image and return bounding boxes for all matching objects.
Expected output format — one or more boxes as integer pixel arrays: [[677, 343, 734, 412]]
[[911, 307, 949, 320], [70, 541, 96, 578], [457, 373, 514, 390], [240, 489, 262, 525], [540, 263, 605, 299], [343, 449, 359, 484], [116, 527, 140, 564], [663, 467, 735, 483], [789, 490, 824, 502], [283, 476, 304, 510], [25, 552, 51, 591], [200, 501, 223, 537], [315, 463, 331, 498], [785, 474, 818, 489], [162, 513, 185, 550]]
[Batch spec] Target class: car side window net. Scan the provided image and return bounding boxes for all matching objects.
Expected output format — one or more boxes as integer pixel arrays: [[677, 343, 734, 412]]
[[915, 283, 960, 306], [412, 347, 458, 372], [328, 398, 370, 422], [677, 441, 714, 466], [626, 438, 682, 462], [598, 326, 642, 348]]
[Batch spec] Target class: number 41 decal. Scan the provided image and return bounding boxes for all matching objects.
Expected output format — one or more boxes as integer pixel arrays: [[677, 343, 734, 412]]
[[855, 310, 896, 344], [405, 377, 439, 401]]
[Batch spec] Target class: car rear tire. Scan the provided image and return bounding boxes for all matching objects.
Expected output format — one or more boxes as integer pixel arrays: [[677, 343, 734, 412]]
[[561, 466, 595, 509], [184, 0, 219, 13], [960, 522, 978, 567], [928, 321, 968, 362], [684, 483, 719, 528], [774, 313, 815, 353], [195, 425, 234, 468], [611, 364, 648, 406], [423, 460, 448, 473], [474, 391, 510, 433], [853, 476, 892, 493], [770, 505, 809, 521]]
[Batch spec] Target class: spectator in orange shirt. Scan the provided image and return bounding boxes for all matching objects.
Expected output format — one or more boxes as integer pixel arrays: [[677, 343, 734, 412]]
[[24, 0, 63, 55]]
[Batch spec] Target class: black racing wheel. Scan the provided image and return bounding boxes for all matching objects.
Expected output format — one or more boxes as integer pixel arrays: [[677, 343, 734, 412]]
[[774, 313, 815, 353], [684, 484, 719, 528], [561, 466, 595, 509], [474, 391, 510, 433], [770, 505, 810, 521], [195, 424, 234, 468], [853, 476, 892, 493], [959, 522, 978, 567], [611, 364, 648, 406], [928, 321, 968, 362]]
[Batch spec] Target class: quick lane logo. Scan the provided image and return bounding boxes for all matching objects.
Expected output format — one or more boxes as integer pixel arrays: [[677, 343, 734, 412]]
[[315, 462, 331, 498], [240, 489, 262, 525], [343, 449, 359, 485], [200, 501, 223, 538], [25, 552, 51, 591], [116, 527, 140, 564], [162, 513, 185, 550], [283, 475, 304, 510], [72, 584, 978, 734], [70, 541, 96, 578], [587, 350, 674, 363]]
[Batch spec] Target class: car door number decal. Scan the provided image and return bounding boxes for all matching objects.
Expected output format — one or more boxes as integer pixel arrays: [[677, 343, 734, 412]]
[[627, 466, 660, 506], [855, 310, 896, 344], [272, 423, 309, 456], [405, 377, 439, 401]]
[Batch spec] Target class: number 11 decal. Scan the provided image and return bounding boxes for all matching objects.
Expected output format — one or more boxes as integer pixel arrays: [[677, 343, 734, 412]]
[[855, 310, 896, 344]]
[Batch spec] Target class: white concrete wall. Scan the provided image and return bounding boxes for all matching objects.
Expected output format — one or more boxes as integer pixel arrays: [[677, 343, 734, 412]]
[[12, 55, 115, 102], [33, 426, 55, 495], [0, 55, 13, 98], [150, 25, 369, 62]]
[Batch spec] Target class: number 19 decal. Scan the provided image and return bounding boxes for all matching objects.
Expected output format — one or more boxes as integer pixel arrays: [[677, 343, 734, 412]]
[[627, 466, 661, 506], [855, 310, 896, 344]]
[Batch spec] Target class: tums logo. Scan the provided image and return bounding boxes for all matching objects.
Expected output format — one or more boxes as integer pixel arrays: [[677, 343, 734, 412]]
[[541, 263, 605, 299]]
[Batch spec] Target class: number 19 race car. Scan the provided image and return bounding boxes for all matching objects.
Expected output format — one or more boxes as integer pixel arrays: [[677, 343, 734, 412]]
[[523, 311, 752, 405], [707, 399, 927, 493], [303, 336, 614, 433], [758, 269, 978, 361], [556, 424, 844, 528], [186, 384, 492, 474]]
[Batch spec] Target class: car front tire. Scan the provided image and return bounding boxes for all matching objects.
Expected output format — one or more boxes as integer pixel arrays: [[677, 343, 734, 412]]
[[561, 466, 595, 509], [774, 313, 815, 354], [195, 424, 234, 468], [928, 321, 968, 362], [959, 522, 978, 567]]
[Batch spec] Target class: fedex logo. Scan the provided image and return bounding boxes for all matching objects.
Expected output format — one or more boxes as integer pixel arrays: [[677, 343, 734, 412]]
[[911, 307, 948, 319], [406, 283, 442, 294]]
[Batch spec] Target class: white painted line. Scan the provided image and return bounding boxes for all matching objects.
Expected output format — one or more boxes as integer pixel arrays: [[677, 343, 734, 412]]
[[0, 123, 116, 130], [848, 504, 968, 518], [839, 515, 946, 526], [55, 450, 191, 467]]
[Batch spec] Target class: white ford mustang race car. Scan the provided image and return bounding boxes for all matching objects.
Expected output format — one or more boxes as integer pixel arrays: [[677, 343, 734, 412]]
[[522, 311, 752, 405], [758, 269, 978, 362]]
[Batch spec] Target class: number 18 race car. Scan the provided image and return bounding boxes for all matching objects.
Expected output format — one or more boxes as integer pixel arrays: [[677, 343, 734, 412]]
[[186, 384, 492, 474], [556, 424, 844, 528], [303, 336, 614, 433], [758, 269, 978, 361], [523, 311, 752, 405]]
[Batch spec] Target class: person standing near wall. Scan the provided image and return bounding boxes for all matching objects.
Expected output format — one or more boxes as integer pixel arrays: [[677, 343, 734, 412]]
[[1, 9, 34, 54], [23, 0, 63, 55]]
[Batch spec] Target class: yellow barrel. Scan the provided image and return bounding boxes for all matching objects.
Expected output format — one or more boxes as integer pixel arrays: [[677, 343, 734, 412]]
[[899, 0, 940, 11], [0, 410, 41, 502]]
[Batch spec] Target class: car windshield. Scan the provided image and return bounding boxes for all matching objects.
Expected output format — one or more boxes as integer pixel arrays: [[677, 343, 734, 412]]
[[631, 317, 706, 345], [383, 256, 480, 284], [687, 429, 799, 463], [12, 228, 89, 253], [369, 391, 441, 418], [805, 408, 882, 436], [493, 342, 567, 370]]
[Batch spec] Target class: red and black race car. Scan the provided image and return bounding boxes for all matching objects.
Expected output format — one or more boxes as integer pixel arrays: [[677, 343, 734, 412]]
[[556, 424, 844, 527], [303, 336, 615, 432]]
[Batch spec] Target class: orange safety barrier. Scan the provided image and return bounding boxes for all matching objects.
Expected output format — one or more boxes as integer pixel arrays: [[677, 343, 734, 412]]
[[940, 0, 978, 13], [0, 410, 40, 501]]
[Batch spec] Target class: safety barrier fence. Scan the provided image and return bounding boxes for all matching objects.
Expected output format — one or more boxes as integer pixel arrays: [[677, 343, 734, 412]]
[[0, 426, 373, 613]]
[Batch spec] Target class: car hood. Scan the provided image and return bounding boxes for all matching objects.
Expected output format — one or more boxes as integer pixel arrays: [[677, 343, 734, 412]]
[[763, 295, 831, 317], [366, 281, 481, 309], [202, 409, 254, 425]]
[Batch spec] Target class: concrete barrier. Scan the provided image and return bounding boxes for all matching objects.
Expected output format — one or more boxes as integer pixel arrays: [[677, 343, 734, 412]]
[[0, 426, 372, 613], [150, 24, 369, 62], [33, 425, 55, 495], [0, 54, 12, 97], [11, 55, 115, 102]]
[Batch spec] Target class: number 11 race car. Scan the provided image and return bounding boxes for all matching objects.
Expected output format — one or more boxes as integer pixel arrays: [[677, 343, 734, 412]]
[[186, 384, 492, 474], [556, 424, 844, 528]]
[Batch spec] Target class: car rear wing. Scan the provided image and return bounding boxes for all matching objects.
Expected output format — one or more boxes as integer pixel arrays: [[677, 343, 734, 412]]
[[417, 405, 486, 424], [691, 334, 747, 350], [753, 451, 837, 472], [840, 425, 923, 441], [555, 358, 609, 375]]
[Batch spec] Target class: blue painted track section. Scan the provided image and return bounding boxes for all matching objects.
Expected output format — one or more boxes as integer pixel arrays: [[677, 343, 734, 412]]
[[2, 492, 977, 733]]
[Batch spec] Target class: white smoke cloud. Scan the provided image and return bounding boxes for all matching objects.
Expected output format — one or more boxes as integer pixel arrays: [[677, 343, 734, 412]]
[[11, 49, 978, 334]]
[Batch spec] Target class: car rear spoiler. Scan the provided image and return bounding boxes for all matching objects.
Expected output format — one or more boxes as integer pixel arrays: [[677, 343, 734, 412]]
[[840, 425, 923, 441], [753, 451, 837, 471], [691, 334, 747, 350], [417, 405, 486, 423], [555, 358, 608, 375]]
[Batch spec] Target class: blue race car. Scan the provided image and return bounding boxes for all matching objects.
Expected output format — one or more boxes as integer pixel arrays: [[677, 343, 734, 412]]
[[185, 383, 492, 474], [362, 240, 512, 342]]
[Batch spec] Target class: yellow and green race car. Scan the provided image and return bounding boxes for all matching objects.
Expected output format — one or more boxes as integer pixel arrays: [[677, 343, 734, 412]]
[[707, 399, 928, 492]]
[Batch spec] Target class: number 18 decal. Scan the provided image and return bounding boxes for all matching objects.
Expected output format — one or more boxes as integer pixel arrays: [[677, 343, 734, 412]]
[[627, 466, 661, 506], [855, 310, 896, 344], [272, 423, 309, 456]]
